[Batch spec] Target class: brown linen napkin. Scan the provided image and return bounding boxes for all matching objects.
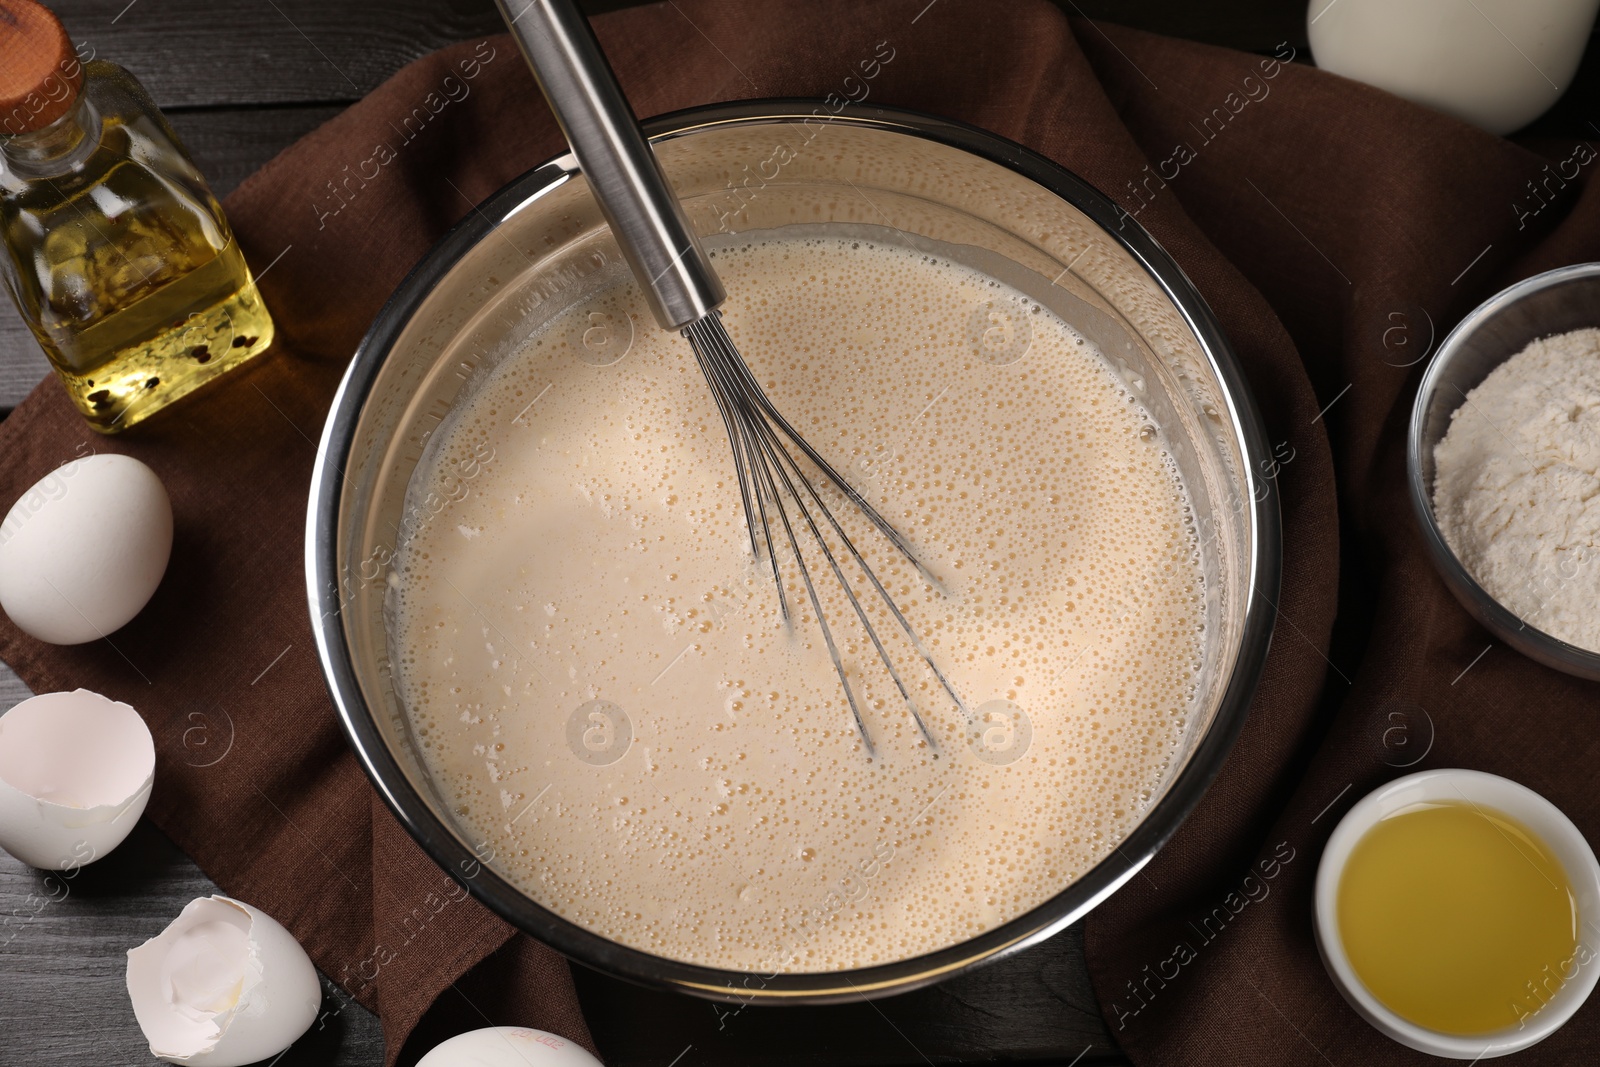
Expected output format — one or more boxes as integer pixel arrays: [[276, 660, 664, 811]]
[[1072, 23, 1600, 1067], [0, 1, 1595, 1064]]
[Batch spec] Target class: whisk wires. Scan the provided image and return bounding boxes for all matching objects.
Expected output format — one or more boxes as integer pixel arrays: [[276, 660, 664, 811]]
[[682, 310, 965, 757]]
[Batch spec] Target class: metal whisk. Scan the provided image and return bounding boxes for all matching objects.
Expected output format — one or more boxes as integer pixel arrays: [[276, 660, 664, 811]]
[[498, 0, 965, 754]]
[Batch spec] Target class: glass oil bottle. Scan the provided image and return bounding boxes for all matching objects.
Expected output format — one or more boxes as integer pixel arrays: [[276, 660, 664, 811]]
[[0, 5, 274, 433]]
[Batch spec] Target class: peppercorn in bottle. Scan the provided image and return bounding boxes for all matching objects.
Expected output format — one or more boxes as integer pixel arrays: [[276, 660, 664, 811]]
[[0, 0, 274, 432]]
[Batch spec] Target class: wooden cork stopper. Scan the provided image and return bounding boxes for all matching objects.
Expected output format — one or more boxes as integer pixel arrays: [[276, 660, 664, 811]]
[[0, 0, 81, 135]]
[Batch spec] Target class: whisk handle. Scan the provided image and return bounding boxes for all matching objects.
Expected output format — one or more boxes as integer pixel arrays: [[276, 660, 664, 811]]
[[495, 0, 725, 331]]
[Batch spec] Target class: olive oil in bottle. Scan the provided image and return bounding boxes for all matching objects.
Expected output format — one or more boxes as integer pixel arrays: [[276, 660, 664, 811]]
[[0, 0, 274, 432]]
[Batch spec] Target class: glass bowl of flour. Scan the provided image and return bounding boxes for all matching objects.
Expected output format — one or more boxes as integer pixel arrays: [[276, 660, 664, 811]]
[[1410, 262, 1600, 680], [308, 103, 1280, 1001]]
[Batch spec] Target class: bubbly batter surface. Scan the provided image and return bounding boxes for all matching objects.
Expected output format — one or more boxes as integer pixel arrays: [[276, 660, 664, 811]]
[[390, 235, 1205, 971]]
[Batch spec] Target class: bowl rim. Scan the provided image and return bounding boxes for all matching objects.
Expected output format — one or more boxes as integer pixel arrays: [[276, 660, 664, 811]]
[[305, 100, 1282, 1003], [1406, 261, 1600, 679], [1313, 768, 1600, 1058]]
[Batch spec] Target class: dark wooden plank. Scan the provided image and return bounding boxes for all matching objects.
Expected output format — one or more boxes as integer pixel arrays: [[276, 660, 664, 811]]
[[46, 0, 1309, 113], [50, 0, 506, 108], [0, 803, 386, 1065], [47, 0, 647, 111], [575, 924, 1121, 1067], [172, 104, 349, 205], [0, 328, 47, 414], [0, 668, 30, 712], [0, 668, 385, 1065]]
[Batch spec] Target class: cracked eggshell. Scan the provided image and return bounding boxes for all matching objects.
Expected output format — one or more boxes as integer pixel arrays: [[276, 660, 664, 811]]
[[0, 689, 154, 869], [0, 453, 173, 645], [416, 1026, 604, 1066], [127, 895, 321, 1066]]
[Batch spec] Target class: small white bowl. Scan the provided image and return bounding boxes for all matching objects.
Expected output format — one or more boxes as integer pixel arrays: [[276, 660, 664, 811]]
[[1315, 769, 1600, 1058]]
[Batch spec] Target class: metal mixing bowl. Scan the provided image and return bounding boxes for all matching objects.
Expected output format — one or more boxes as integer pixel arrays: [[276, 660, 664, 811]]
[[307, 103, 1280, 1002], [1408, 262, 1600, 681]]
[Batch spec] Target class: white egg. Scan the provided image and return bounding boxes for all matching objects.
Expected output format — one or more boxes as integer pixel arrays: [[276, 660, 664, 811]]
[[127, 895, 321, 1066], [416, 1027, 604, 1067], [0, 689, 154, 869], [0, 454, 173, 645]]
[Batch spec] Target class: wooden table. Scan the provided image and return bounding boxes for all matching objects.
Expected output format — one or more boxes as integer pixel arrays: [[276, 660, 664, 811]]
[[2, 2, 1593, 1064]]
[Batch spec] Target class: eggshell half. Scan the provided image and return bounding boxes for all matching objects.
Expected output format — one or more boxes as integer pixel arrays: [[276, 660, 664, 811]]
[[0, 453, 173, 645], [0, 689, 154, 869], [416, 1026, 604, 1066], [127, 895, 321, 1066]]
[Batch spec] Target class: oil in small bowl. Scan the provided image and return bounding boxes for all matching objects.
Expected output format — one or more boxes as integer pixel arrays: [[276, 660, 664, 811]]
[[1337, 799, 1578, 1035]]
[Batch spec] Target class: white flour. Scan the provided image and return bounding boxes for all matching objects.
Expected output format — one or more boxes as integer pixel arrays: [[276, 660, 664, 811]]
[[1432, 327, 1600, 652]]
